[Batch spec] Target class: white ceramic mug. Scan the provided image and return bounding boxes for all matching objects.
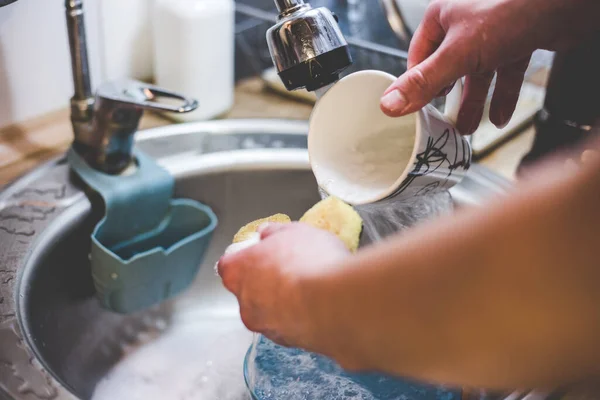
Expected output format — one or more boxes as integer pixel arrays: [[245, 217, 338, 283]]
[[308, 70, 471, 205]]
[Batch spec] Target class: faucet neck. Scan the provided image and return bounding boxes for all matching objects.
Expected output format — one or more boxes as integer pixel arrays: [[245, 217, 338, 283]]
[[65, 0, 96, 157]]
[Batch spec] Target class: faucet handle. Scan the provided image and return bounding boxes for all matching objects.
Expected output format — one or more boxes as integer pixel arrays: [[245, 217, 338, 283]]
[[96, 79, 199, 114], [81, 79, 198, 174]]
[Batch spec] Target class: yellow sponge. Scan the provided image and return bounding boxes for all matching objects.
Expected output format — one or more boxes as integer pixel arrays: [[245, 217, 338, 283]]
[[300, 197, 363, 253], [233, 214, 291, 243], [230, 198, 363, 253]]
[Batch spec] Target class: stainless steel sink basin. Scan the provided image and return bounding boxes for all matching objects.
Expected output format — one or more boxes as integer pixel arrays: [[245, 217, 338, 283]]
[[0, 119, 517, 400]]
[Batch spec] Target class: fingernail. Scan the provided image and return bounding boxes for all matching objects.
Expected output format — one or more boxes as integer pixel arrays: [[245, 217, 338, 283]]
[[495, 112, 509, 129], [381, 90, 407, 113]]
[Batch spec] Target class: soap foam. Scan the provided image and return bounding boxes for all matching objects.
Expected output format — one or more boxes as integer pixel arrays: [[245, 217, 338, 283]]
[[92, 317, 253, 400]]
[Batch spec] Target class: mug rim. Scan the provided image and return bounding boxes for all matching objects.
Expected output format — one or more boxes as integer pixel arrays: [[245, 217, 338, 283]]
[[308, 69, 424, 205]]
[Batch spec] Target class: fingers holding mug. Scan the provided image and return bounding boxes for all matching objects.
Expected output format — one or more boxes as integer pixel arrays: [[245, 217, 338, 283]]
[[489, 56, 532, 129], [456, 70, 495, 135]]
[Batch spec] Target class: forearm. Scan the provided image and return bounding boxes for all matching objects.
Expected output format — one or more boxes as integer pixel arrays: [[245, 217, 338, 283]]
[[304, 152, 600, 389]]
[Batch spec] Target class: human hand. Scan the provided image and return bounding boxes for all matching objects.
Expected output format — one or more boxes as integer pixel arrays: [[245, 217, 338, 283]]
[[380, 0, 597, 134], [217, 222, 350, 351]]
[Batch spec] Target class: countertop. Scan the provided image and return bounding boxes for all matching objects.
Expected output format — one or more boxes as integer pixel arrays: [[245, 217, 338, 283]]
[[0, 78, 535, 186]]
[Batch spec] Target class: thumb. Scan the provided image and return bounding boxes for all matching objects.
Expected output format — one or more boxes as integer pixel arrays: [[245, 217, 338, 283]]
[[380, 44, 466, 117]]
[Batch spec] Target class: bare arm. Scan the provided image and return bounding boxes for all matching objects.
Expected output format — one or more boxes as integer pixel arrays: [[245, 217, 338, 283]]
[[219, 0, 600, 388], [305, 149, 600, 389]]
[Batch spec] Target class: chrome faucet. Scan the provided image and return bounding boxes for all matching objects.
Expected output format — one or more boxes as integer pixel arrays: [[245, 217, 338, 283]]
[[65, 0, 198, 175], [65, 0, 350, 173], [268, 0, 353, 92]]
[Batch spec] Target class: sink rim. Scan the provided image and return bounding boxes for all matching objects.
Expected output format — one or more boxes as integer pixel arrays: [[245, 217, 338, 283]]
[[0, 118, 512, 400]]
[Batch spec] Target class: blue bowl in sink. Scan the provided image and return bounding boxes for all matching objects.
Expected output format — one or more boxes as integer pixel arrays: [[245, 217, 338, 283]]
[[243, 335, 464, 400]]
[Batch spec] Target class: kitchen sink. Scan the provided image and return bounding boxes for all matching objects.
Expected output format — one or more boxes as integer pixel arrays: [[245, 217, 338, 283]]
[[0, 119, 514, 400]]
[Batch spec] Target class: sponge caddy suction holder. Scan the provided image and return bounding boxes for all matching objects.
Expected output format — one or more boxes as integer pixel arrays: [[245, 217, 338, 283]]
[[68, 148, 218, 314]]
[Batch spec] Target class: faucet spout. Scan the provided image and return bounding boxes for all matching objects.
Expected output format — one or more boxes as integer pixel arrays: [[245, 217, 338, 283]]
[[267, 1, 352, 92]]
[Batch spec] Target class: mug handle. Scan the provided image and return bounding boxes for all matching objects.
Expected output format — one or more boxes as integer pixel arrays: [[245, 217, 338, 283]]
[[442, 78, 464, 126]]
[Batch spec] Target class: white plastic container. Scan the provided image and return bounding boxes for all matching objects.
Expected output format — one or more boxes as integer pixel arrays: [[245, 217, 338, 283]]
[[99, 0, 154, 82], [152, 0, 235, 122]]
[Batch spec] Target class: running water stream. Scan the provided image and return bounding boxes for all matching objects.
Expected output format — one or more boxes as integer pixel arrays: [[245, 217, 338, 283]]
[[356, 190, 454, 244]]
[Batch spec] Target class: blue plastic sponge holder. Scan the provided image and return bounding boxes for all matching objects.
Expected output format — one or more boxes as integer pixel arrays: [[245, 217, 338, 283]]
[[68, 148, 218, 314]]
